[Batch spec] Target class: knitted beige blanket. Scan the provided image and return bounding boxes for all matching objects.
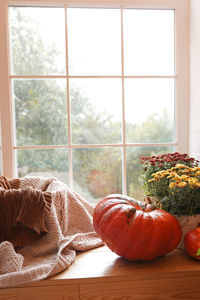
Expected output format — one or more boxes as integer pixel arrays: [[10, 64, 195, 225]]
[[0, 176, 103, 288]]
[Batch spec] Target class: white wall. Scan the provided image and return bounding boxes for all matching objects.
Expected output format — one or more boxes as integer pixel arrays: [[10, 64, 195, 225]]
[[190, 0, 200, 160]]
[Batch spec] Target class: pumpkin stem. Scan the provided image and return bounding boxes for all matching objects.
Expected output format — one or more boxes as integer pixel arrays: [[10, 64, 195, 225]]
[[196, 248, 200, 256], [145, 196, 152, 205], [145, 204, 157, 212]]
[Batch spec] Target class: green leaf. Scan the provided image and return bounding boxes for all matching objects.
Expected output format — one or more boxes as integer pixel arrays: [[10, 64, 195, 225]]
[[196, 248, 200, 256]]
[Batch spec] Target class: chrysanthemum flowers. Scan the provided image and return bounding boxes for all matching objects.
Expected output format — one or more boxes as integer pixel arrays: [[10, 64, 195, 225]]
[[147, 163, 200, 215], [140, 152, 199, 201], [140, 152, 199, 169], [149, 164, 200, 189]]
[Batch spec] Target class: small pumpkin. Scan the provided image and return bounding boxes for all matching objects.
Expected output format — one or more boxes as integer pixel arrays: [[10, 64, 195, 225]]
[[184, 227, 200, 260], [93, 194, 182, 261]]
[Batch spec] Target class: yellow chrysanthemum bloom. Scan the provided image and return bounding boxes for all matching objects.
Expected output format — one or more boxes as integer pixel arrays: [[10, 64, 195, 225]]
[[175, 173, 182, 179], [148, 178, 156, 183], [169, 182, 176, 189], [167, 174, 173, 178], [153, 174, 161, 180], [188, 178, 199, 185], [167, 172, 178, 179], [179, 169, 191, 174], [171, 167, 177, 170], [175, 164, 191, 169], [160, 171, 169, 178], [177, 181, 187, 188], [170, 174, 181, 182], [181, 175, 189, 180]]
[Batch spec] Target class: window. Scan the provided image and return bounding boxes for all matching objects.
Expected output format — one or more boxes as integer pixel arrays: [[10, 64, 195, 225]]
[[0, 0, 189, 203]]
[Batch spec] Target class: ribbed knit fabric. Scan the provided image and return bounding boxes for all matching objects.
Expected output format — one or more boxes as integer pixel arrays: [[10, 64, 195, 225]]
[[0, 242, 24, 274], [0, 175, 20, 190], [0, 187, 52, 247], [0, 176, 103, 288]]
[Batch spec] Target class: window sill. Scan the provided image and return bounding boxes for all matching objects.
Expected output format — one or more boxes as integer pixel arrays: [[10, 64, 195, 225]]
[[1, 245, 200, 299]]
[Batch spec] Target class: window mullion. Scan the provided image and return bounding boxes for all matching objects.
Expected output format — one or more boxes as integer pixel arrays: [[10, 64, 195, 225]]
[[174, 0, 189, 154], [121, 6, 127, 195], [65, 6, 73, 188]]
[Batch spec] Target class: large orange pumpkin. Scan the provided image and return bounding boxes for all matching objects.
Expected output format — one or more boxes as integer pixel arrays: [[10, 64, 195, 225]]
[[93, 194, 182, 261]]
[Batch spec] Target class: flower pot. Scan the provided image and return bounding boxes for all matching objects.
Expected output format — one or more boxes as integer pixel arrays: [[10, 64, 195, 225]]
[[174, 214, 200, 249]]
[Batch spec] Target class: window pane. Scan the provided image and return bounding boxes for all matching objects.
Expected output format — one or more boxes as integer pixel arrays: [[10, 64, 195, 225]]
[[68, 8, 121, 75], [73, 147, 122, 203], [70, 79, 122, 144], [127, 145, 174, 201], [10, 7, 66, 75], [125, 78, 174, 143], [123, 9, 174, 75], [16, 149, 69, 184], [12, 79, 68, 146]]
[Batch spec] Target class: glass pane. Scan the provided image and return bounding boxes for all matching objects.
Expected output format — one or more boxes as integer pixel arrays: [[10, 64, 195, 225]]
[[125, 78, 174, 143], [70, 79, 122, 144], [10, 7, 66, 75], [12, 79, 68, 146], [123, 9, 174, 75], [126, 145, 174, 201], [68, 8, 121, 75], [73, 147, 122, 203], [16, 149, 69, 184]]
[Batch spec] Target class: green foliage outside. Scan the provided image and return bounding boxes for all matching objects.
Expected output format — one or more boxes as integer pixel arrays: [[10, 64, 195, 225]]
[[11, 7, 174, 202]]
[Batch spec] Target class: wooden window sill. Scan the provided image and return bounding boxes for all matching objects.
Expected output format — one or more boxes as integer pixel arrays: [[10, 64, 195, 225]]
[[1, 245, 200, 299]]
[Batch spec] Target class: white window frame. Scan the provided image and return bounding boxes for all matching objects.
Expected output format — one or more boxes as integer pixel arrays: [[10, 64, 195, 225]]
[[0, 0, 189, 195]]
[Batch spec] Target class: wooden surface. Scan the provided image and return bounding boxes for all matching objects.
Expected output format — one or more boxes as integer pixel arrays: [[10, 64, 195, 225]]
[[1, 245, 200, 299]]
